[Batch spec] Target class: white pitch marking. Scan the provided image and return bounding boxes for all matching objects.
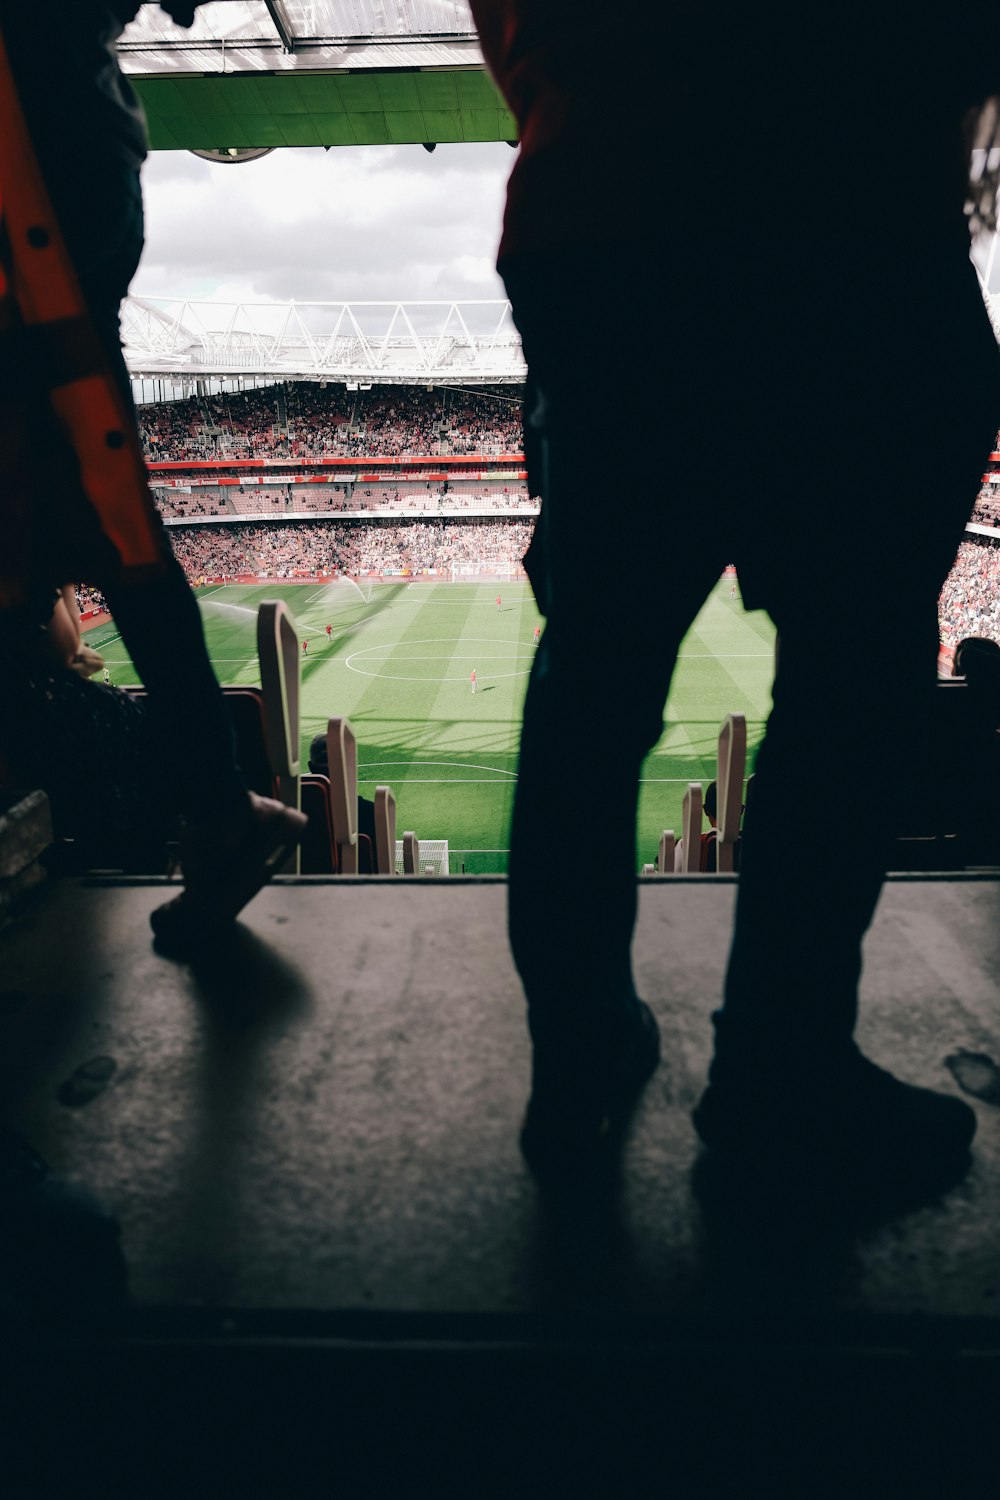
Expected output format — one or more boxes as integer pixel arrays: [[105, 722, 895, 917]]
[[352, 776, 718, 784], [358, 759, 518, 778], [353, 653, 535, 660], [346, 635, 533, 682]]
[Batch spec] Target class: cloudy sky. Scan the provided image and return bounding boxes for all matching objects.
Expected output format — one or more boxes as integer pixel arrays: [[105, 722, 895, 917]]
[[132, 141, 513, 306]]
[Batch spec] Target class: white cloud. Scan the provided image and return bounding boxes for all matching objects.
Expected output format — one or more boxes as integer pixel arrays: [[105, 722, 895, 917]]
[[133, 142, 513, 305]]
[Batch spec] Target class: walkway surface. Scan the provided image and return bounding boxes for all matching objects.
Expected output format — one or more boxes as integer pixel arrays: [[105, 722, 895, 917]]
[[3, 873, 1000, 1493], [3, 873, 1000, 1325]]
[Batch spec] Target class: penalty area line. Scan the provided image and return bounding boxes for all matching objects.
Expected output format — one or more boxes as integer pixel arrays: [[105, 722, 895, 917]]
[[357, 777, 517, 784], [354, 775, 716, 784]]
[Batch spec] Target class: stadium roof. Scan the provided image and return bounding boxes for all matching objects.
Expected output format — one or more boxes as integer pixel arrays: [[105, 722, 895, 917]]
[[122, 295, 526, 383], [120, 1, 517, 151]]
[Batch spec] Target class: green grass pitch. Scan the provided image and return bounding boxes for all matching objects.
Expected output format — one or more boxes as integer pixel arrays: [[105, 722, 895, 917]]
[[84, 579, 776, 873]]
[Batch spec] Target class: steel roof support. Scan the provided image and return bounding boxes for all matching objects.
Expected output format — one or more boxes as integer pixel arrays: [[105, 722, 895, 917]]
[[262, 0, 296, 53]]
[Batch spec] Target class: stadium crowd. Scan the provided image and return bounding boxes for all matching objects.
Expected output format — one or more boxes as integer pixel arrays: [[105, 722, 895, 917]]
[[970, 482, 1000, 528], [165, 518, 535, 579], [938, 536, 1000, 647], [136, 382, 523, 462], [151, 481, 534, 520], [74, 585, 109, 615], [114, 396, 1000, 645]]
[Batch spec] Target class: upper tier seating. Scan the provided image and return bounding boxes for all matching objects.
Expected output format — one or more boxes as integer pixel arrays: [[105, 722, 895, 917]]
[[137, 382, 524, 463]]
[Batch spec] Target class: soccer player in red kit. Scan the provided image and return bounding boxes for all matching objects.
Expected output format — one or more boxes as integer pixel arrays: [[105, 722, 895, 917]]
[[496, 595, 502, 612], [471, 668, 477, 693], [302, 640, 308, 655], [325, 623, 332, 640]]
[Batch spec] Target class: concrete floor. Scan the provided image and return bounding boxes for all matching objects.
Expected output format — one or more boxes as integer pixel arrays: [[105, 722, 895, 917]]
[[2, 872, 1000, 1334]]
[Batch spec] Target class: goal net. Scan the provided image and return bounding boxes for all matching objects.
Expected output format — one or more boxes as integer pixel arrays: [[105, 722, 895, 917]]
[[394, 839, 450, 876]]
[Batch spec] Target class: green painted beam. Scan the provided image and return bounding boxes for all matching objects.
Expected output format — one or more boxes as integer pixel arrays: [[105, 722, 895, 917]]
[[134, 68, 517, 151]]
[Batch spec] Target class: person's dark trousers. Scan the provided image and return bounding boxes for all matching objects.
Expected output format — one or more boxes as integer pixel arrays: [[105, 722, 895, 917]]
[[502, 230, 998, 1079], [503, 241, 727, 1062], [48, 157, 245, 821]]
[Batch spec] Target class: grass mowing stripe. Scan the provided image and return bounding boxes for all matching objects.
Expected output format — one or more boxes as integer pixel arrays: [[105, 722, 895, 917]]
[[82, 578, 775, 870]]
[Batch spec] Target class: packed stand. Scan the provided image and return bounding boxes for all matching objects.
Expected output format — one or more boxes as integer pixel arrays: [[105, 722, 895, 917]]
[[970, 482, 1000, 529], [74, 585, 109, 615], [165, 518, 535, 580], [137, 381, 524, 462], [440, 387, 523, 454], [348, 482, 532, 512], [939, 535, 1000, 647], [138, 394, 208, 460], [200, 388, 287, 459], [151, 488, 235, 518], [152, 480, 533, 522]]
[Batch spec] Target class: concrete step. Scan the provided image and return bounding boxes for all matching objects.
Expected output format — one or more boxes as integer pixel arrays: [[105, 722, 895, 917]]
[[2, 873, 999, 1331]]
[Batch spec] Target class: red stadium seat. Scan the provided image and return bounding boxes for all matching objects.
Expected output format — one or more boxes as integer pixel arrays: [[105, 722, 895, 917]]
[[299, 774, 337, 874]]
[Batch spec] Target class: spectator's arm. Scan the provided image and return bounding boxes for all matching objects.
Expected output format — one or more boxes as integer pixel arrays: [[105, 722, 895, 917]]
[[44, 587, 82, 669]]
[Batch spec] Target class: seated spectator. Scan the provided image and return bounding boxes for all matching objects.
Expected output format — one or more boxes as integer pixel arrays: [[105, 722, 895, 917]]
[[137, 380, 524, 463], [954, 634, 1000, 716], [1, 584, 179, 871]]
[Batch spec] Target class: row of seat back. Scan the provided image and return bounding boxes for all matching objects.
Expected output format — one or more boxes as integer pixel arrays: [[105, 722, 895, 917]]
[[160, 603, 417, 878], [643, 712, 747, 876], [326, 717, 361, 873], [178, 604, 416, 878], [889, 674, 1000, 869], [714, 710, 746, 872], [641, 678, 1000, 879], [120, 601, 300, 873], [256, 600, 301, 820], [299, 717, 407, 876]]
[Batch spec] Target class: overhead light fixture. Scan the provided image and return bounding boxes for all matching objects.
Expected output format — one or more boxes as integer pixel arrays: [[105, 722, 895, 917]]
[[189, 148, 275, 165]]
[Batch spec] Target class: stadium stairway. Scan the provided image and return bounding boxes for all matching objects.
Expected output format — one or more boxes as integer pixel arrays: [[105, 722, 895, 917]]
[[3, 872, 1000, 1494]]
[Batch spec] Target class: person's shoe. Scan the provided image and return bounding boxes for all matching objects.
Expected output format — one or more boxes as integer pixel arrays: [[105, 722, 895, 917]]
[[0, 1128, 126, 1325], [692, 1051, 976, 1213], [520, 1001, 661, 1179], [151, 791, 307, 957]]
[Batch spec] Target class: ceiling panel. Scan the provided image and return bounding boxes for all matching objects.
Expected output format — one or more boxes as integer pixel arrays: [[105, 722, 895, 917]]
[[120, 2, 482, 71], [122, 2, 516, 151], [375, 73, 422, 110], [420, 109, 462, 141], [274, 112, 322, 144], [384, 110, 427, 143], [308, 111, 359, 143], [350, 113, 392, 145], [279, 1, 477, 37]]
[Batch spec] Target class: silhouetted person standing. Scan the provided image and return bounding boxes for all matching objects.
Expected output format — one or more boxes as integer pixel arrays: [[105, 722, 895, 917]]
[[0, 2, 305, 954], [471, 1, 999, 1197]]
